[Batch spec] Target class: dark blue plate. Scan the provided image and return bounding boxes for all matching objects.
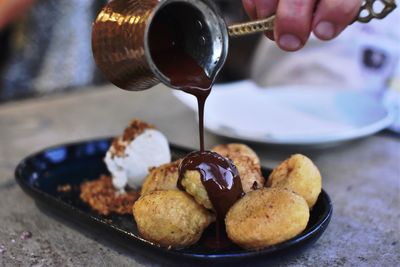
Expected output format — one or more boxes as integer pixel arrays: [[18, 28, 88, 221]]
[[15, 138, 332, 264]]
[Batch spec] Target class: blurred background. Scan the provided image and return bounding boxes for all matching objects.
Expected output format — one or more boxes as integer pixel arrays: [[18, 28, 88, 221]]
[[0, 0, 108, 102]]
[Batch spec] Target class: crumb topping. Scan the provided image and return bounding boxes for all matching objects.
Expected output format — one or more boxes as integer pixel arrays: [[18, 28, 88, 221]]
[[110, 119, 155, 157], [123, 119, 154, 142], [161, 159, 181, 176], [80, 175, 139, 215]]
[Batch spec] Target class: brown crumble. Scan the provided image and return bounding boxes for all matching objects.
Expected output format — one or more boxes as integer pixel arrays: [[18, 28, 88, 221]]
[[110, 119, 155, 157], [122, 119, 154, 142], [80, 175, 139, 216]]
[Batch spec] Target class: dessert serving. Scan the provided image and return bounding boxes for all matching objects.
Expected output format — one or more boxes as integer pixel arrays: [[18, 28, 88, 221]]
[[87, 0, 328, 252], [84, 0, 394, 255], [79, 118, 322, 251]]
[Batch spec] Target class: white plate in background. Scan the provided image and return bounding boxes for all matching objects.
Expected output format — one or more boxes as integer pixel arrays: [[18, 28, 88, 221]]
[[173, 80, 394, 146]]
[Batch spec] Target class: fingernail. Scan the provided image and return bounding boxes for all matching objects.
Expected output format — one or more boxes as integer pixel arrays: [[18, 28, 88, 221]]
[[314, 21, 336, 40], [279, 34, 301, 51]]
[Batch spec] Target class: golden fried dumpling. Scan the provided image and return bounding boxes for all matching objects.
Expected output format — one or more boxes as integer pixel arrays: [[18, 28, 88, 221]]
[[267, 154, 322, 208], [212, 143, 260, 165], [213, 144, 264, 192], [180, 170, 213, 210], [231, 154, 264, 192], [133, 190, 215, 249], [225, 188, 309, 250], [140, 160, 181, 196]]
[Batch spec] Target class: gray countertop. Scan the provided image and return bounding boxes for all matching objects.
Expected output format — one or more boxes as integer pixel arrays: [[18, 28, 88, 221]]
[[0, 85, 399, 266]]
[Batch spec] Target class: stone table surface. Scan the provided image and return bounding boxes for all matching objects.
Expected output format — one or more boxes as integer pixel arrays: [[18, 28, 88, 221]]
[[0, 85, 399, 267]]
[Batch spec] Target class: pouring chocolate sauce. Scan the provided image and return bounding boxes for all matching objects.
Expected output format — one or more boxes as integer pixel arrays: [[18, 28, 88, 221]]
[[149, 22, 211, 150], [149, 9, 244, 248]]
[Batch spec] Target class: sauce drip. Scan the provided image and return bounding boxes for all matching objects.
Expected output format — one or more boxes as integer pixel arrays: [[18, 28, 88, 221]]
[[178, 151, 244, 218]]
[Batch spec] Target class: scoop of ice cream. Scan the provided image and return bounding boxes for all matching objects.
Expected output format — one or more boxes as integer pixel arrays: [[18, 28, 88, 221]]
[[104, 120, 171, 190]]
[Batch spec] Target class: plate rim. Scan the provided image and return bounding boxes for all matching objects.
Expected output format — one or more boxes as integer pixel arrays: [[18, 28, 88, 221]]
[[14, 137, 333, 261], [173, 82, 394, 145]]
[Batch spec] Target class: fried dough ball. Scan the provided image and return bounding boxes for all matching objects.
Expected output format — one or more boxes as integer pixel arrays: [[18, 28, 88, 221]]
[[141, 160, 181, 196], [212, 144, 264, 192], [225, 188, 309, 250], [180, 170, 213, 210], [232, 154, 264, 192], [267, 154, 322, 208], [133, 190, 215, 249], [212, 143, 260, 165]]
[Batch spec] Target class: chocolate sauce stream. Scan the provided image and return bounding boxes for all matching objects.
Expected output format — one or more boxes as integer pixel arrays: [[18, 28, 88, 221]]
[[194, 92, 208, 152], [154, 52, 211, 151], [149, 13, 211, 151]]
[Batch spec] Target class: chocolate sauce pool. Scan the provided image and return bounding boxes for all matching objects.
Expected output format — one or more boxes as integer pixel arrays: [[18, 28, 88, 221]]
[[178, 151, 244, 218], [149, 7, 244, 248]]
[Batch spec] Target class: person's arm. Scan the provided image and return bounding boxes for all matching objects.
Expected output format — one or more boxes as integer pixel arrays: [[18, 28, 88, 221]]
[[242, 0, 361, 51], [0, 0, 35, 30]]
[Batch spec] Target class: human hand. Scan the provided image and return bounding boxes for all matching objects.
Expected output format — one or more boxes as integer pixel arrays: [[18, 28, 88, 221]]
[[242, 0, 361, 51]]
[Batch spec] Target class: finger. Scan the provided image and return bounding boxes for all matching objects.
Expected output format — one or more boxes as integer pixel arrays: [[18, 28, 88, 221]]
[[242, 0, 257, 20], [242, 0, 274, 39], [275, 0, 316, 51], [242, 0, 277, 39], [313, 0, 361, 40], [254, 0, 278, 40], [254, 0, 278, 19]]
